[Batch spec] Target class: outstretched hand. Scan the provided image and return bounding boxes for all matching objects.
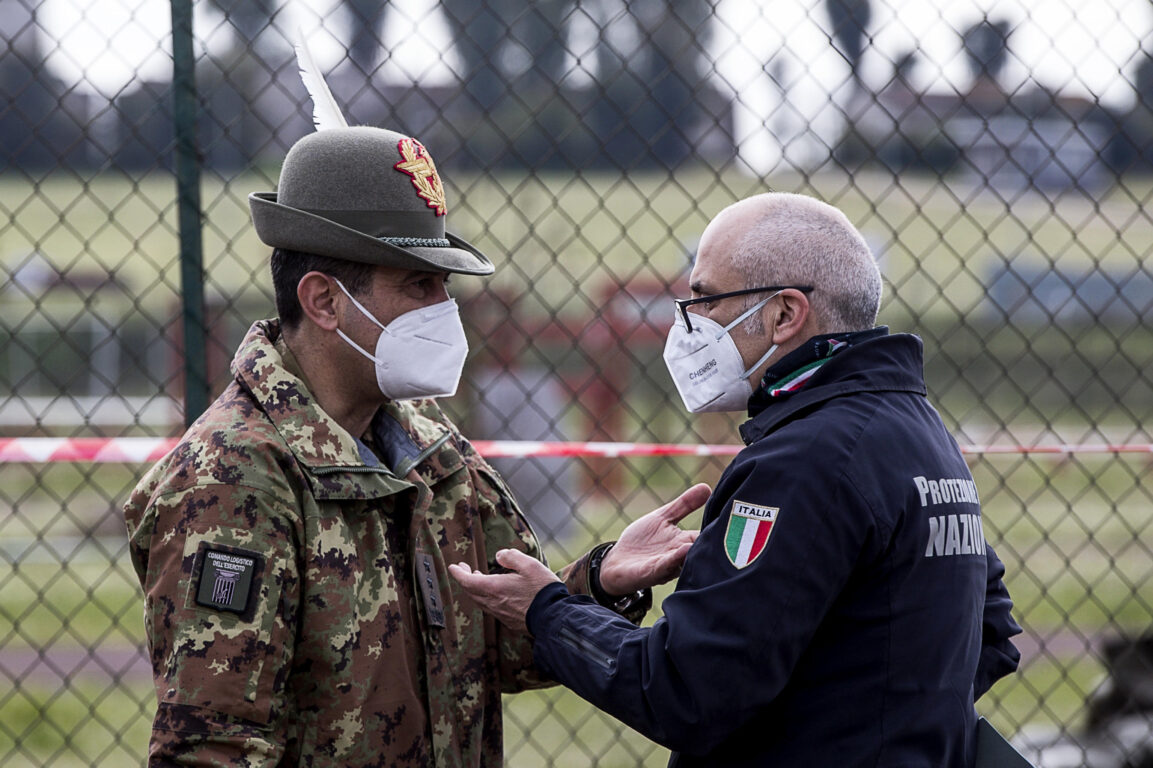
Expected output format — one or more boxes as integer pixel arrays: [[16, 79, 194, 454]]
[[449, 483, 711, 633], [598, 483, 711, 595], [448, 549, 558, 634]]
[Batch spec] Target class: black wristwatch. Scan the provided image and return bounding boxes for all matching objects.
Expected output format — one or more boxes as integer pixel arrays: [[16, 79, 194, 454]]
[[588, 542, 653, 624]]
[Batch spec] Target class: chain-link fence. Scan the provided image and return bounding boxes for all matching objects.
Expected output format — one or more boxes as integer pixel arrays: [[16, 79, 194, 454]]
[[2, 0, 1153, 765]]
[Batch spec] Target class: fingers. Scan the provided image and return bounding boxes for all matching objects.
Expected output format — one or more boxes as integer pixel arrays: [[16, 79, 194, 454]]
[[663, 540, 695, 574], [640, 541, 695, 587], [448, 549, 545, 590], [447, 561, 481, 589], [448, 559, 513, 601], [494, 548, 538, 573], [658, 483, 712, 523]]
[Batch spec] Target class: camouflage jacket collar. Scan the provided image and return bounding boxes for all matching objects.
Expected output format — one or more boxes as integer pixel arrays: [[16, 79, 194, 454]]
[[231, 320, 457, 497]]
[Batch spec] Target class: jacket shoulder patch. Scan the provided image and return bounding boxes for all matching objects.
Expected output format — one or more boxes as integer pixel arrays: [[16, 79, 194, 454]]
[[194, 545, 263, 615], [724, 500, 778, 569]]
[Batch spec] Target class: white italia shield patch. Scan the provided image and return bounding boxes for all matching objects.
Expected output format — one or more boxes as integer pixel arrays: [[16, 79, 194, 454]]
[[723, 500, 778, 568]]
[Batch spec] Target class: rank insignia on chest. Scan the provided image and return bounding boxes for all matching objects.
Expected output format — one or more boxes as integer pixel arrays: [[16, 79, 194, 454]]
[[418, 553, 447, 629], [724, 500, 778, 569], [194, 546, 262, 615]]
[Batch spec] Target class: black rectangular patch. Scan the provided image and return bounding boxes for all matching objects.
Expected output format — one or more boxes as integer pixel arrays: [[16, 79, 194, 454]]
[[418, 553, 446, 629], [195, 546, 260, 615]]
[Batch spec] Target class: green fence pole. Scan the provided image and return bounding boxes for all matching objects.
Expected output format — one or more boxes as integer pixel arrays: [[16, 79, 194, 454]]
[[170, 0, 209, 426]]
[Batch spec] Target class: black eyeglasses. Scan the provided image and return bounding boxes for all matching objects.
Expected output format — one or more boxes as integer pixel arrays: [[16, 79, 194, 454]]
[[673, 285, 814, 333]]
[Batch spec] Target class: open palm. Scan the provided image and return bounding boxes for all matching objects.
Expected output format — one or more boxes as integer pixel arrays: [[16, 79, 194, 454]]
[[598, 483, 712, 595]]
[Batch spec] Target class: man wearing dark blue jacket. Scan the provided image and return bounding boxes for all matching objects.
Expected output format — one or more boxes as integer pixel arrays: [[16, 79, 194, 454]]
[[450, 192, 1022, 767]]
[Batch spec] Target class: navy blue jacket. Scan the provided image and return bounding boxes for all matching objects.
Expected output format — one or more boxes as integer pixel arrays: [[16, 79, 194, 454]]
[[529, 331, 1021, 767]]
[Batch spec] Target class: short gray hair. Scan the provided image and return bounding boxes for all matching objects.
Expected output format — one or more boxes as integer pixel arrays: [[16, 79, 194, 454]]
[[727, 193, 882, 334]]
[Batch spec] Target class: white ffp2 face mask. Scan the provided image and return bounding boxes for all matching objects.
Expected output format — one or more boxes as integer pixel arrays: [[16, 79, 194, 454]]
[[662, 295, 779, 413], [334, 280, 469, 400]]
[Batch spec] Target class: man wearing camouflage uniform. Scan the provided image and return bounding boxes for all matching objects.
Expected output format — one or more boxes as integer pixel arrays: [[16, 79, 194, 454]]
[[124, 126, 708, 767]]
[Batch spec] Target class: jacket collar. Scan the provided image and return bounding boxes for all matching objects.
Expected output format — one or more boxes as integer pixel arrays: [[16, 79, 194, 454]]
[[230, 320, 459, 497], [738, 331, 928, 446], [756, 327, 889, 399]]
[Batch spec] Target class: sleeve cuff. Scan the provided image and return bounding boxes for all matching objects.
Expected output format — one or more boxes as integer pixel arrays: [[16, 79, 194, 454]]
[[527, 581, 571, 638], [557, 543, 653, 625]]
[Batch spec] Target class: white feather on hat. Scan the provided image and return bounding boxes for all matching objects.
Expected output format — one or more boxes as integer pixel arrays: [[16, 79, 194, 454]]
[[246, 30, 494, 275], [295, 29, 348, 131]]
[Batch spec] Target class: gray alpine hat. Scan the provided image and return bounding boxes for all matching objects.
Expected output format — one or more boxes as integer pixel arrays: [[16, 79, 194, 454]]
[[249, 126, 494, 275]]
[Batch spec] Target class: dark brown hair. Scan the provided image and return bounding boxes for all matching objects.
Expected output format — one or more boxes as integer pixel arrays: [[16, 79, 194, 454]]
[[270, 248, 375, 331]]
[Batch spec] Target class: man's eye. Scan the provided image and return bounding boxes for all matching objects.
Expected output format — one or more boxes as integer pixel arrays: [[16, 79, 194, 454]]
[[412, 275, 448, 293]]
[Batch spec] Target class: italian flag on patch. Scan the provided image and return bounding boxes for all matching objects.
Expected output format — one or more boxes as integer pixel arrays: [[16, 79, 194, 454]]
[[724, 500, 779, 568]]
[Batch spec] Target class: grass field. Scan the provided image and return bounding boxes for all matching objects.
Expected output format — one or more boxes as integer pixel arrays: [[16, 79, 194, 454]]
[[5, 165, 1153, 312], [3, 451, 1149, 766], [2, 166, 1153, 765], [5, 164, 1151, 427]]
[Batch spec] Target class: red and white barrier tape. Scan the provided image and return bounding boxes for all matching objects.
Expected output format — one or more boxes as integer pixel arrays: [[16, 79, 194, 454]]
[[0, 437, 1151, 464]]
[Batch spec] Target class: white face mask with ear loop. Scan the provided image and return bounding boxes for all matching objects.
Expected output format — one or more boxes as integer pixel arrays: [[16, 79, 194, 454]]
[[333, 279, 469, 401], [662, 292, 780, 413]]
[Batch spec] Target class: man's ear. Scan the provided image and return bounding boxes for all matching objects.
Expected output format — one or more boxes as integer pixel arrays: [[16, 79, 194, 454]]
[[297, 271, 340, 332], [770, 289, 811, 345]]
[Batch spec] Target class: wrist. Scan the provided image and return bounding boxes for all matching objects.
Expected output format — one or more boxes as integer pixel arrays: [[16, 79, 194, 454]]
[[527, 581, 569, 638], [589, 542, 652, 623], [590, 542, 625, 600]]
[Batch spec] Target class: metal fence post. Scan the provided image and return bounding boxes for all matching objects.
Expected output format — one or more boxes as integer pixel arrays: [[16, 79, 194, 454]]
[[170, 0, 208, 426], [2, 3, 1153, 765]]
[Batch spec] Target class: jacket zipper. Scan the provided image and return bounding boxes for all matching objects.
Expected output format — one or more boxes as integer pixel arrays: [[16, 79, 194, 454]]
[[312, 464, 393, 476], [394, 432, 451, 477], [557, 626, 617, 673]]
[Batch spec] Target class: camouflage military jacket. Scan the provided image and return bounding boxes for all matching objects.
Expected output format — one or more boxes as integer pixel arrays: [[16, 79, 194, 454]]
[[125, 319, 608, 767]]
